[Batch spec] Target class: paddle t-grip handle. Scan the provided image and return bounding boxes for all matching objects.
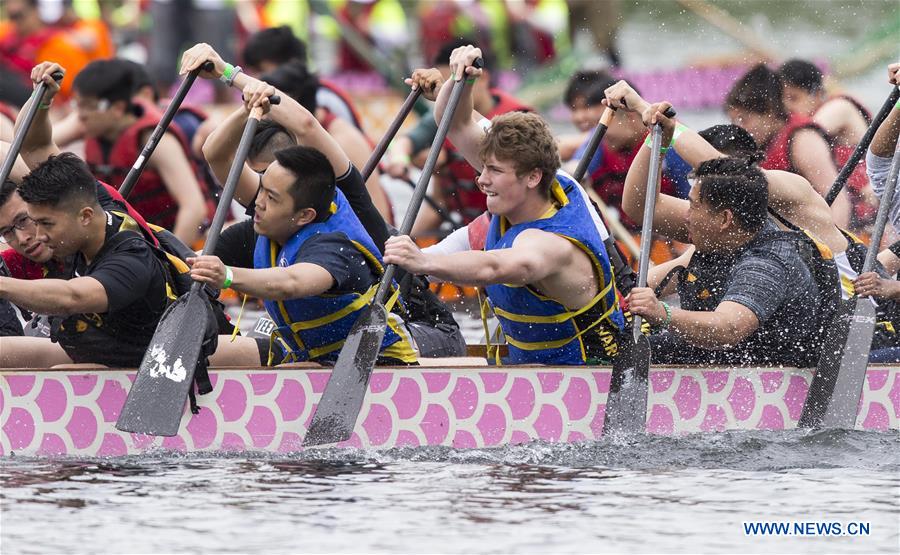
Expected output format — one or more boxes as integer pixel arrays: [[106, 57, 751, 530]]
[[0, 71, 65, 185], [118, 61, 215, 199]]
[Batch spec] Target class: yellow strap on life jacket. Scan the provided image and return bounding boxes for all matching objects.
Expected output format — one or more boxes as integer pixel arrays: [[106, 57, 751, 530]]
[[502, 302, 618, 353], [230, 294, 248, 342], [286, 285, 377, 332]]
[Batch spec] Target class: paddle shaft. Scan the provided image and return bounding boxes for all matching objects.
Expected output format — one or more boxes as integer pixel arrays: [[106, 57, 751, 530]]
[[118, 62, 213, 199], [825, 86, 900, 206], [633, 123, 666, 342], [632, 123, 662, 341], [362, 88, 422, 182], [0, 72, 63, 184], [573, 107, 616, 182], [862, 137, 900, 273], [372, 68, 478, 306], [188, 97, 281, 293]]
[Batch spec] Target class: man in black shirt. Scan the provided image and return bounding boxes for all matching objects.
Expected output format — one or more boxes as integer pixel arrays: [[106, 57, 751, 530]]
[[0, 153, 170, 367], [627, 157, 829, 367]]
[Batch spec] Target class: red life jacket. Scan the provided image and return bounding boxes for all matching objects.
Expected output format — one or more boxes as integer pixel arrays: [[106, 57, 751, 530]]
[[439, 89, 533, 224], [761, 113, 832, 174], [589, 140, 677, 229], [83, 106, 214, 231]]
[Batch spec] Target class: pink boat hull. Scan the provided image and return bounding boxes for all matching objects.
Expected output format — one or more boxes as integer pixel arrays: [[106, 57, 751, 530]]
[[2, 366, 898, 456]]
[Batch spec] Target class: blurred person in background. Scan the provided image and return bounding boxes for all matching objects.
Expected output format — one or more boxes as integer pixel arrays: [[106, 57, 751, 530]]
[[779, 58, 877, 228], [70, 59, 214, 245], [335, 0, 408, 74], [504, 0, 568, 69], [725, 64, 850, 228]]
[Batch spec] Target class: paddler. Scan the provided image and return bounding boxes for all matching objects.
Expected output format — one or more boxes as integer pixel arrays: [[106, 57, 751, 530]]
[[617, 100, 831, 366], [382, 45, 626, 365], [181, 51, 419, 366], [182, 42, 464, 360]]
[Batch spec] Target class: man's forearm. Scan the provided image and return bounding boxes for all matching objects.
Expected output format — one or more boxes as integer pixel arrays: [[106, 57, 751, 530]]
[[0, 277, 99, 315], [18, 97, 57, 160], [229, 266, 327, 301], [202, 107, 248, 183], [423, 250, 520, 287], [668, 307, 753, 349], [871, 107, 900, 157]]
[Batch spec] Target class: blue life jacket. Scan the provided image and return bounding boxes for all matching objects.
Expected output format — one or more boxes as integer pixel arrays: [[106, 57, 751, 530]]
[[484, 173, 625, 365], [253, 190, 417, 364]]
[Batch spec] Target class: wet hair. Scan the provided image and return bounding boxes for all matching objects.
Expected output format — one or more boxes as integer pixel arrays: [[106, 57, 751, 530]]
[[19, 153, 100, 211], [698, 124, 764, 164], [725, 64, 788, 120], [778, 59, 824, 94], [261, 60, 318, 113], [692, 157, 768, 233], [563, 70, 619, 107], [242, 26, 307, 70], [0, 179, 18, 208], [72, 59, 136, 107], [433, 38, 494, 73], [273, 146, 335, 222], [479, 112, 561, 197], [249, 120, 295, 164]]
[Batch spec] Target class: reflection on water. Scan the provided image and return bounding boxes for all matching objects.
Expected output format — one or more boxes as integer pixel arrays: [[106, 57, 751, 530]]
[[2, 430, 898, 554]]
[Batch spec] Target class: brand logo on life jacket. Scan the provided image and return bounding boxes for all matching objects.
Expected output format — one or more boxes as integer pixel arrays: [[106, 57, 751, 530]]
[[279, 257, 289, 268], [146, 343, 187, 382]]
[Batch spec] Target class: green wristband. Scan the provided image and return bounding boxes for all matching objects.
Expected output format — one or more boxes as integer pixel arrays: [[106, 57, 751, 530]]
[[220, 62, 234, 83], [660, 301, 672, 329], [222, 266, 234, 289], [895, 98, 900, 110]]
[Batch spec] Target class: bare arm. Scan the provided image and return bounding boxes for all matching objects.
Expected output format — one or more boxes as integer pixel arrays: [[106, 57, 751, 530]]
[[0, 276, 109, 315], [627, 286, 760, 348], [52, 110, 86, 147], [149, 132, 207, 244], [870, 103, 900, 157], [790, 128, 850, 227], [432, 46, 490, 173], [201, 105, 260, 207], [647, 246, 693, 293], [189, 254, 334, 301], [325, 117, 392, 219], [621, 141, 691, 243], [384, 229, 573, 287]]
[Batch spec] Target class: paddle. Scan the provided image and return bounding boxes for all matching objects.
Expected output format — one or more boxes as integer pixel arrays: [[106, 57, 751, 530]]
[[118, 62, 213, 199], [800, 137, 900, 429], [0, 71, 63, 184], [361, 88, 422, 182], [116, 95, 280, 436], [573, 106, 615, 182], [603, 115, 672, 435], [825, 86, 900, 206], [303, 62, 481, 446]]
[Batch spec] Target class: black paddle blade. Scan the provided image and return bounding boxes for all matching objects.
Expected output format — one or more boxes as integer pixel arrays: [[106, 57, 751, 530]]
[[303, 304, 388, 446], [799, 299, 876, 429], [116, 292, 209, 436], [603, 334, 651, 435]]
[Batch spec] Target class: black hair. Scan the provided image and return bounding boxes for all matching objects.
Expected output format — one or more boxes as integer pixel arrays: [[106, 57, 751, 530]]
[[0, 179, 18, 207], [242, 26, 308, 70], [119, 58, 158, 102], [72, 59, 136, 107], [564, 70, 619, 107], [19, 153, 100, 210], [249, 120, 295, 164], [260, 60, 318, 113], [698, 124, 764, 164], [692, 156, 768, 233], [273, 146, 335, 223], [778, 59, 824, 94], [725, 63, 787, 120], [433, 38, 494, 73]]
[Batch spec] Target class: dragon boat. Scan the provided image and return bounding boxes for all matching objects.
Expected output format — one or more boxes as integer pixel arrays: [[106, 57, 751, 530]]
[[2, 360, 898, 457]]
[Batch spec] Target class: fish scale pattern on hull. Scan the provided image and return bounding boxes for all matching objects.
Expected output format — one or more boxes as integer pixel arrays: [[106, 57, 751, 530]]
[[2, 366, 898, 456]]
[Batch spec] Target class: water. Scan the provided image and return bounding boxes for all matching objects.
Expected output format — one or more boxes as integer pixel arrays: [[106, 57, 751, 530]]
[[2, 430, 898, 553]]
